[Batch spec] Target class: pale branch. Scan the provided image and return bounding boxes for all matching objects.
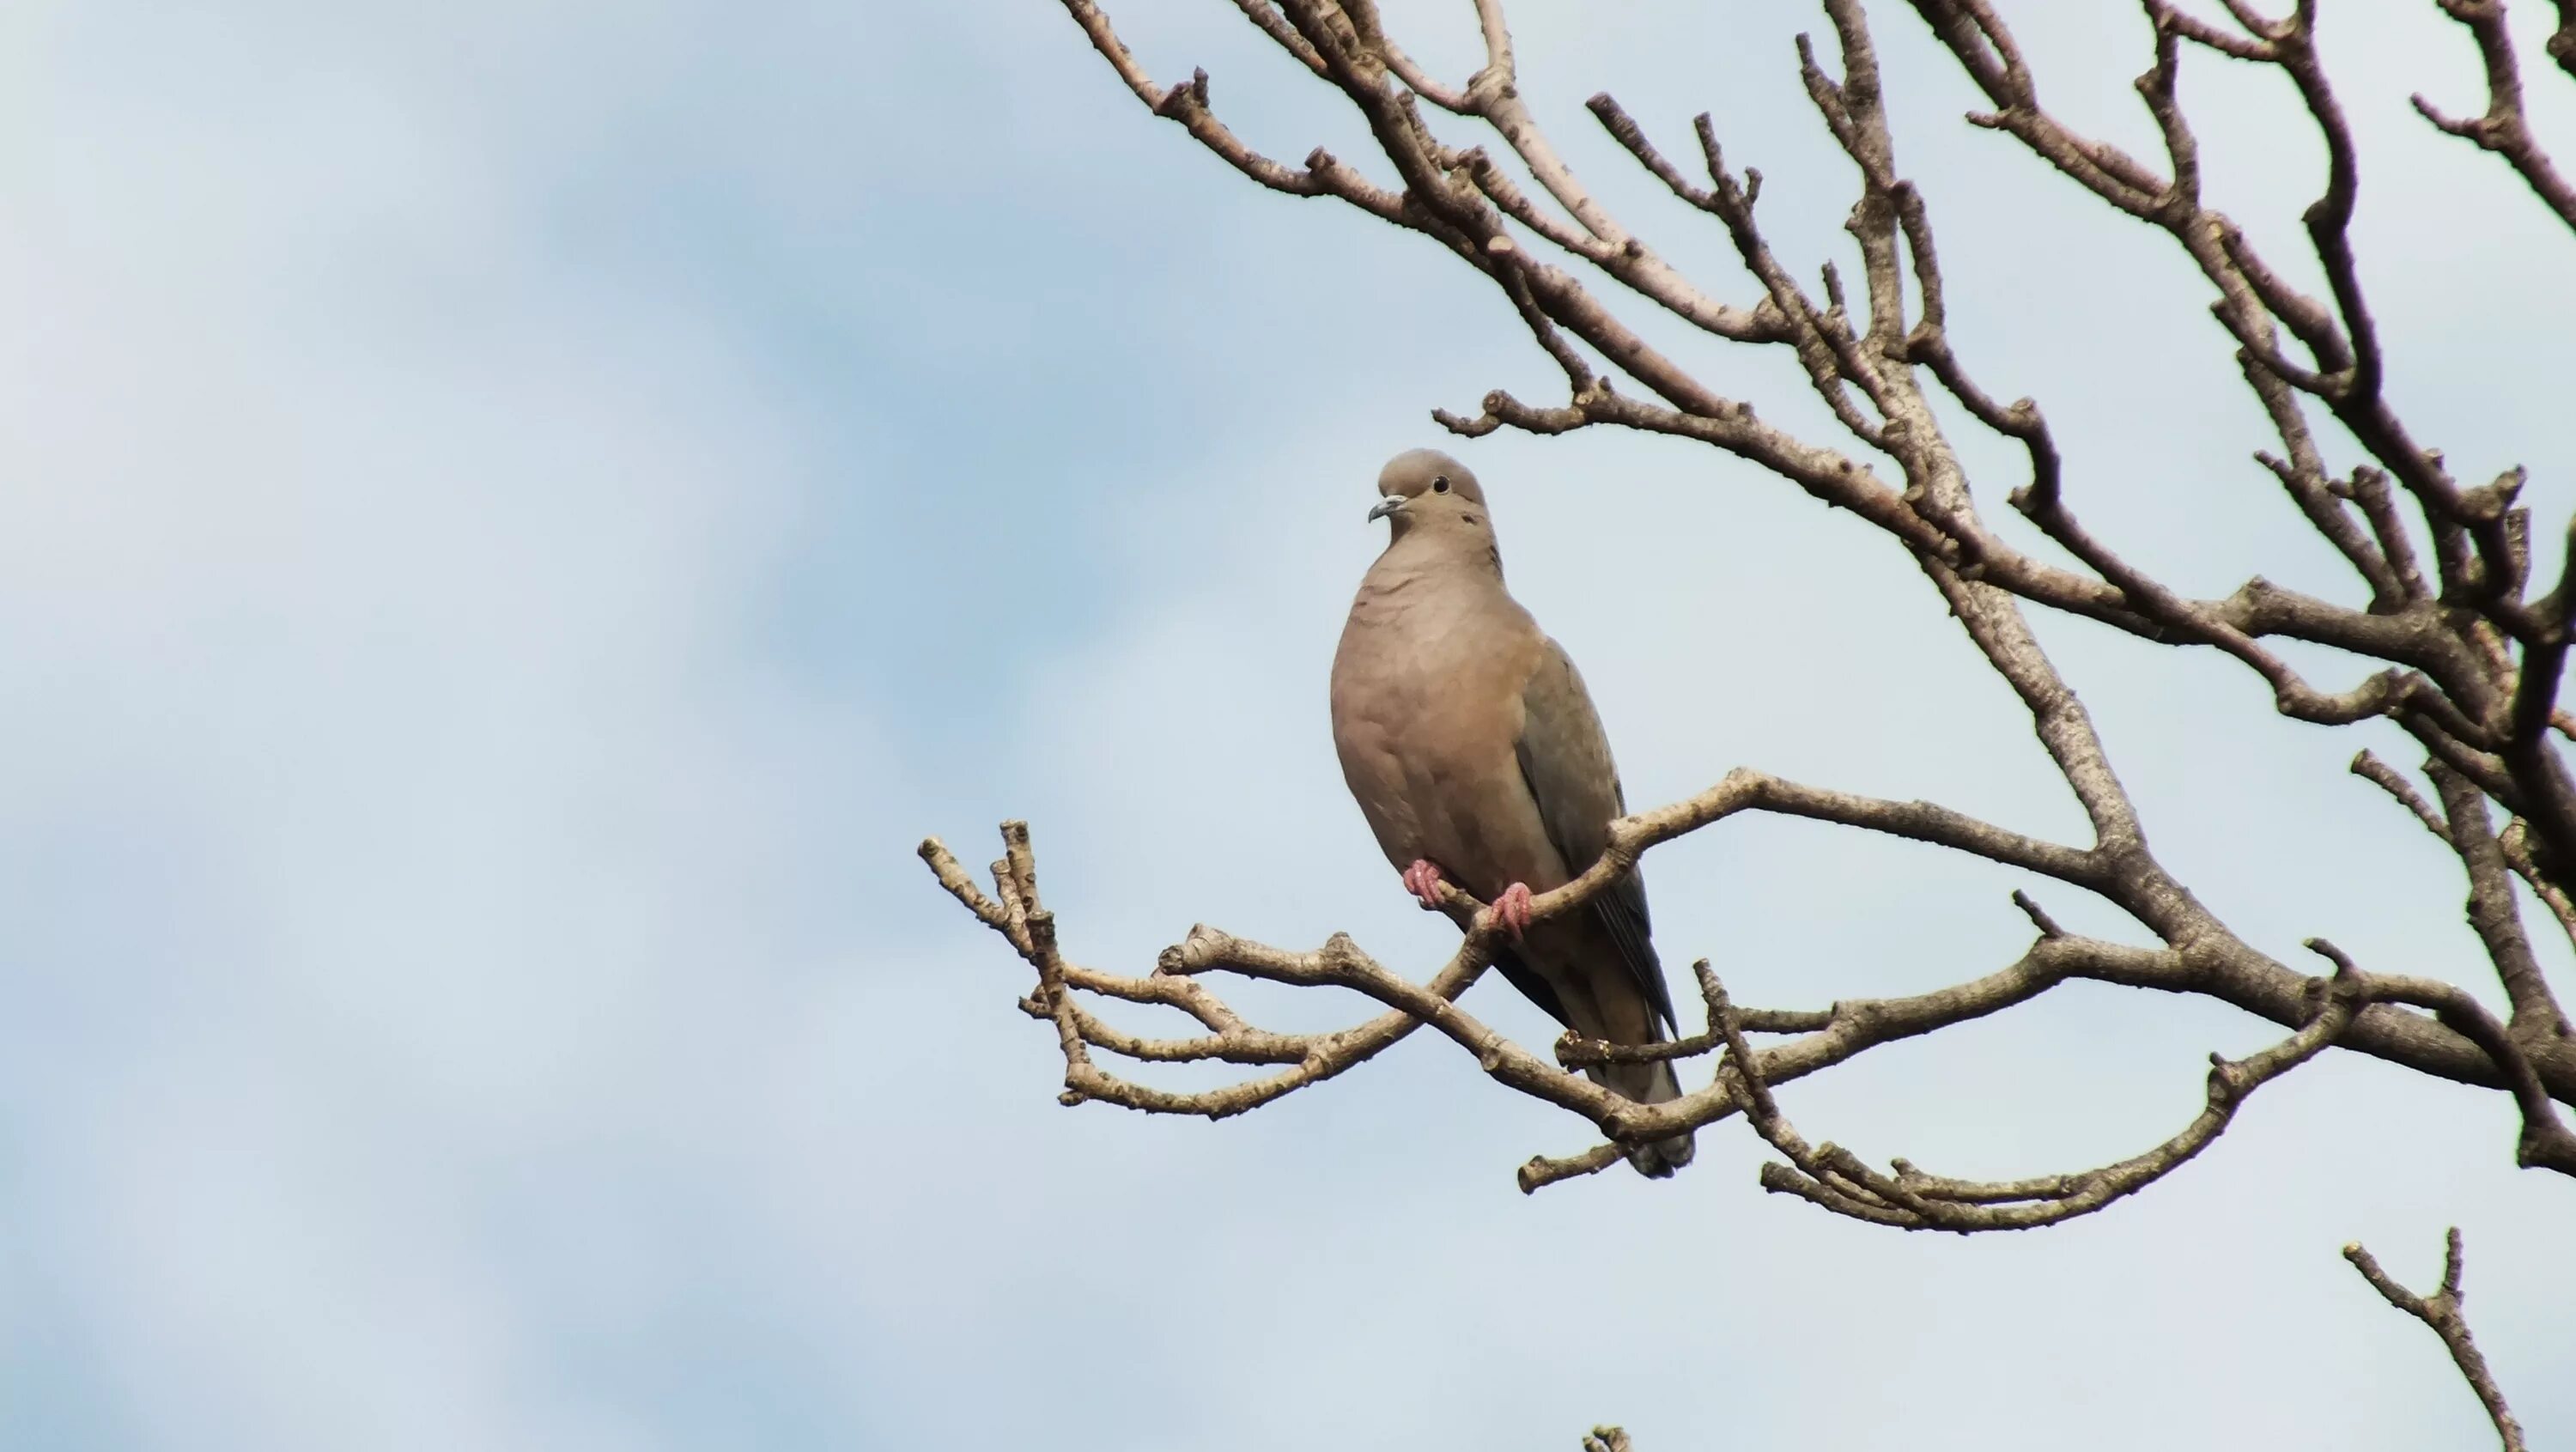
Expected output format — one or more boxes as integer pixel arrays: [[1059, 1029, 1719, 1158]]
[[2499, 815, 2576, 950], [990, 0, 2576, 1442], [1577, 1227, 2534, 1452], [1518, 1141, 1631, 1193], [2007, 476, 2441, 728], [926, 795, 2576, 1189], [1612, 5, 2540, 825], [1556, 982, 1832, 1068], [1060, 0, 1356, 208], [2336, 465, 2432, 605], [1914, 562, 2142, 859], [2343, 1229, 2530, 1452], [2366, 748, 2576, 957], [2415, 0, 2576, 234], [1352, 0, 1786, 347], [927, 767, 2125, 1147], [1910, 0, 2576, 874], [1024, 0, 2576, 1215], [1077, 0, 2162, 644], [1596, 941, 2576, 1222], [2352, 748, 2455, 841], [1712, 948, 2371, 1231], [2317, 948, 2576, 1176], [2429, 761, 2573, 1041], [1735, 938, 2569, 1228]]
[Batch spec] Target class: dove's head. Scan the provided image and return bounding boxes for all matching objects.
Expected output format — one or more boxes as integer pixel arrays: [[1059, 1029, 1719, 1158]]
[[1367, 449, 1492, 546]]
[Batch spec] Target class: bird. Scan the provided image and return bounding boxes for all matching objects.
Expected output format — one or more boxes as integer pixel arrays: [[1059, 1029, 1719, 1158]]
[[1327, 447, 1694, 1177]]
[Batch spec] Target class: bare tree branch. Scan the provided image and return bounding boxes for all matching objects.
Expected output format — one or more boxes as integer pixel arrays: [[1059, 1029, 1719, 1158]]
[[2353, 749, 2455, 841], [996, 0, 2576, 1200], [924, 806, 2576, 1185], [2415, 0, 2576, 234], [965, 0, 2576, 1437], [2344, 1229, 2530, 1452], [2430, 761, 2573, 1040], [1569, 1220, 2543, 1452], [1911, 0, 2576, 875]]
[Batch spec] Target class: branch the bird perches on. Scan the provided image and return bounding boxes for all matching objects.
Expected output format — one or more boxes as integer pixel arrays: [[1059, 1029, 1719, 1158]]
[[934, 0, 2576, 1444]]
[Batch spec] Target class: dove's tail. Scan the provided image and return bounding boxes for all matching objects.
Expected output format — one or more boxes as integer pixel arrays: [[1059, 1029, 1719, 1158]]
[[1595, 1054, 1697, 1179]]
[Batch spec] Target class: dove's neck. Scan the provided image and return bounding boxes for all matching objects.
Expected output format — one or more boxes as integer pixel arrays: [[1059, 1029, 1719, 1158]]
[[1352, 531, 1515, 630], [1375, 525, 1505, 589]]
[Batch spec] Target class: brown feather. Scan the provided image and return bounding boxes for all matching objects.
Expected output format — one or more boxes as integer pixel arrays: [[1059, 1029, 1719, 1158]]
[[1328, 449, 1693, 1177]]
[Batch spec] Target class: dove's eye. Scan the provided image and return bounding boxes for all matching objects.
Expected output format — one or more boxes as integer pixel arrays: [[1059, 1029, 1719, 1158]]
[[1431, 476, 1451, 494]]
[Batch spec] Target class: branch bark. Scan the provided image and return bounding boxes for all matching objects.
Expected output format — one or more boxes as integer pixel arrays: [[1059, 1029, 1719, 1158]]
[[2344, 1229, 2530, 1452], [963, 0, 2576, 1437]]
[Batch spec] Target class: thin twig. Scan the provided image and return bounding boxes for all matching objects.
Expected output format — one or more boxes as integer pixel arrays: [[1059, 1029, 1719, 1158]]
[[2343, 1230, 2528, 1452], [1025, 0, 2576, 1213]]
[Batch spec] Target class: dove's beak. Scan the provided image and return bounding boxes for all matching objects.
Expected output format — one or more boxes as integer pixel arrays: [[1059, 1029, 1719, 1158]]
[[1366, 496, 1404, 523]]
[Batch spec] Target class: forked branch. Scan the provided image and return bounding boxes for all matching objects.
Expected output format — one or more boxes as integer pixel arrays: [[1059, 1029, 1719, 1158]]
[[1560, 1225, 2534, 1450], [945, 0, 2576, 1439], [2344, 1229, 2530, 1452], [991, 0, 2576, 1168]]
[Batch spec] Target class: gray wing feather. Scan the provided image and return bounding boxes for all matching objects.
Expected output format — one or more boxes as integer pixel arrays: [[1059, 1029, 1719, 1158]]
[[1511, 639, 1676, 1033], [1487, 944, 1574, 1030]]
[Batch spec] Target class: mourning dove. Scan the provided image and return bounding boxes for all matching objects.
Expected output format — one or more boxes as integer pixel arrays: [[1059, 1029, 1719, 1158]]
[[1328, 448, 1694, 1177]]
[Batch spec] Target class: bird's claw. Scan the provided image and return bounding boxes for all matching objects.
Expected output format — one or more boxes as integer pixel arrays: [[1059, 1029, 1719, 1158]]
[[1400, 859, 1448, 910], [1486, 882, 1534, 939]]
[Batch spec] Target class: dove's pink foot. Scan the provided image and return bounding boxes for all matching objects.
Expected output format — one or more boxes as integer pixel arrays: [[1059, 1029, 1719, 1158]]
[[1400, 859, 1449, 910], [1487, 881, 1535, 939]]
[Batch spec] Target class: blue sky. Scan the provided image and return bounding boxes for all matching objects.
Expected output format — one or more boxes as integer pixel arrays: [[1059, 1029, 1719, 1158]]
[[3, 1, 2572, 1448]]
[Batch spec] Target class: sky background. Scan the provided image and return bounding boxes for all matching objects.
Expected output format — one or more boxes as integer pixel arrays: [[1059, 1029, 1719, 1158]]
[[3, 1, 2572, 1448]]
